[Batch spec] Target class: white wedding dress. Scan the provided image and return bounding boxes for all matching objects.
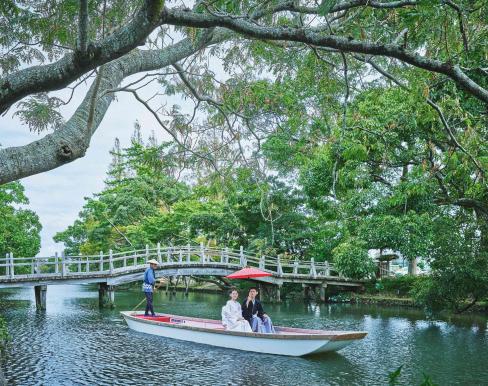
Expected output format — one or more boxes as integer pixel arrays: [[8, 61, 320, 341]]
[[221, 300, 252, 332]]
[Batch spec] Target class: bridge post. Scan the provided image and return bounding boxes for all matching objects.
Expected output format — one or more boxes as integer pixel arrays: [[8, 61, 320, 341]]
[[86, 255, 90, 273], [277, 257, 283, 276], [224, 247, 229, 264], [220, 249, 224, 263], [54, 252, 59, 274], [61, 251, 67, 276], [310, 258, 317, 278], [35, 255, 41, 275], [9, 252, 14, 278], [178, 249, 183, 263], [99, 251, 104, 272], [157, 242, 162, 264], [259, 255, 265, 270], [187, 244, 191, 263], [133, 251, 137, 266], [293, 257, 299, 274], [239, 246, 245, 266], [109, 249, 114, 274], [5, 253, 9, 277], [200, 243, 205, 263], [145, 245, 150, 263], [78, 254, 82, 273], [167, 246, 172, 263], [325, 261, 330, 276], [34, 285, 47, 310], [99, 283, 115, 308]]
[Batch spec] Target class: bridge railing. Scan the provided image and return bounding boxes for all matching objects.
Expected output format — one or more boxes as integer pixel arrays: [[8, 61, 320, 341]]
[[0, 244, 339, 280]]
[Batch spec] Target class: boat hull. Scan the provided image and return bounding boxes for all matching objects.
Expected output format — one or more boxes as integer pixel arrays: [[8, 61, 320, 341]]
[[121, 312, 366, 357]]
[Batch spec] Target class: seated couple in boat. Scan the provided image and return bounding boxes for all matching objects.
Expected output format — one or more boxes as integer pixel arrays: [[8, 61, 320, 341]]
[[221, 287, 275, 333]]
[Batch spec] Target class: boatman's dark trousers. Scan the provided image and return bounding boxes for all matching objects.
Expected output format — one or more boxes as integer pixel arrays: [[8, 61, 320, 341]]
[[145, 292, 155, 316]]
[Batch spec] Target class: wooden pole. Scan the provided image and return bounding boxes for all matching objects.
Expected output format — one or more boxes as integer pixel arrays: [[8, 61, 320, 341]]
[[34, 285, 47, 310]]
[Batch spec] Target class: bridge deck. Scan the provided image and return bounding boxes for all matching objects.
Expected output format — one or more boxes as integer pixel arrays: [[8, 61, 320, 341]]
[[0, 245, 364, 289]]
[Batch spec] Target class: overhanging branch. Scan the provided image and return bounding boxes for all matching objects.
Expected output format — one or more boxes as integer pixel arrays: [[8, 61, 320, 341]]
[[161, 6, 488, 104], [0, 0, 164, 114]]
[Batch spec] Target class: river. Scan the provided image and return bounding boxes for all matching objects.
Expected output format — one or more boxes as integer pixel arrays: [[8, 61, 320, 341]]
[[1, 285, 487, 385]]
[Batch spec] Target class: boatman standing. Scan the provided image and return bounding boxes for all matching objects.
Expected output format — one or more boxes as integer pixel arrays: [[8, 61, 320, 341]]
[[143, 259, 159, 316]]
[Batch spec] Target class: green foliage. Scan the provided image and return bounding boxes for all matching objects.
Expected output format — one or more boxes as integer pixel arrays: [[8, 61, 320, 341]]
[[388, 365, 438, 386], [359, 213, 433, 261], [0, 182, 42, 259], [55, 132, 309, 256], [14, 93, 64, 133], [332, 238, 376, 279], [411, 216, 488, 313], [388, 365, 403, 386], [376, 276, 421, 297]]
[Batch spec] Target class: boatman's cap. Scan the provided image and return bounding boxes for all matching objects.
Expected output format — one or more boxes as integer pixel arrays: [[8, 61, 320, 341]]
[[148, 259, 159, 265]]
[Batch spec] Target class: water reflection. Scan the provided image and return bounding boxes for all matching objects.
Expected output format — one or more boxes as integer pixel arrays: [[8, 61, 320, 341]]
[[0, 285, 487, 385]]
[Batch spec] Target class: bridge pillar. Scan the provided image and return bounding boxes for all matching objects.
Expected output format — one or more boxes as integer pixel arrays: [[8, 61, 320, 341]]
[[258, 284, 265, 302], [99, 283, 115, 308], [34, 285, 47, 310], [319, 284, 327, 302], [303, 284, 311, 300], [276, 284, 282, 303]]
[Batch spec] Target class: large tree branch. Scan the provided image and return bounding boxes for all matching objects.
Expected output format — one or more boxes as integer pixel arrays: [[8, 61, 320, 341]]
[[0, 0, 164, 114], [0, 33, 222, 184], [161, 7, 488, 104]]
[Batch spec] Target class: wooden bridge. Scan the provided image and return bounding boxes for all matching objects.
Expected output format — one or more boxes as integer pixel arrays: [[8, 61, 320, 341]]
[[0, 244, 364, 309]]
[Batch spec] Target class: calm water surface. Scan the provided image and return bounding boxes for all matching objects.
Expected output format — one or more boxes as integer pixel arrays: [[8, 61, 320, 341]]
[[1, 285, 487, 385]]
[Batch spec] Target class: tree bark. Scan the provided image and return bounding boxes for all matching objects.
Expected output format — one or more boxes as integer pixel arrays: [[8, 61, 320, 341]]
[[0, 0, 164, 114], [0, 32, 221, 184], [408, 257, 417, 276]]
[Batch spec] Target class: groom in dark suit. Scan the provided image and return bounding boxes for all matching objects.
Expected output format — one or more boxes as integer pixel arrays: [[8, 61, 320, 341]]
[[241, 287, 275, 333]]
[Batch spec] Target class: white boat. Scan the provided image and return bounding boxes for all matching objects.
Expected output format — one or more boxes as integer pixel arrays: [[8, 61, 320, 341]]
[[121, 311, 367, 356]]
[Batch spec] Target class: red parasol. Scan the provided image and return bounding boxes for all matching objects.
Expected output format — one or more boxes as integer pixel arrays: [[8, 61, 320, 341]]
[[226, 267, 272, 279]]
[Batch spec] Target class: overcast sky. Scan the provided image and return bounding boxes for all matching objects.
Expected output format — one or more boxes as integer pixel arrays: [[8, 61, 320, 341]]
[[1, 75, 189, 257]]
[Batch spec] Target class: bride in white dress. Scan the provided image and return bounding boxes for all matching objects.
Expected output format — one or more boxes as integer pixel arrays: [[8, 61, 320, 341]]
[[222, 289, 252, 332]]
